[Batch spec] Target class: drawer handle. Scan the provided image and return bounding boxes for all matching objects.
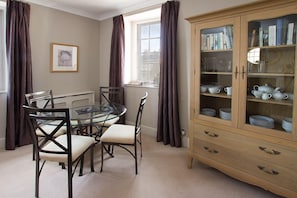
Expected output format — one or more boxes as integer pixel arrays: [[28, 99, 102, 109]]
[[257, 165, 279, 175], [258, 146, 281, 155], [203, 146, 219, 154], [204, 131, 219, 138]]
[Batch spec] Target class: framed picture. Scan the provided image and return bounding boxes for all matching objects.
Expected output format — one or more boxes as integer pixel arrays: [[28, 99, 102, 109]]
[[50, 43, 78, 72]]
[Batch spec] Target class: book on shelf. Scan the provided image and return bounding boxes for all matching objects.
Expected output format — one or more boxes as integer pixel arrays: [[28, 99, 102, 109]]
[[259, 27, 263, 47], [250, 29, 256, 47], [201, 31, 226, 51], [223, 25, 233, 49], [287, 22, 294, 45], [268, 25, 276, 46], [276, 18, 283, 45], [281, 18, 289, 45]]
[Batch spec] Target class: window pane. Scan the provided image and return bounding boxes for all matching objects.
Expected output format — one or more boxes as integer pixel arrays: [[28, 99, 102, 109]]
[[150, 39, 160, 52], [124, 7, 161, 86], [141, 24, 149, 39], [141, 39, 149, 53], [150, 23, 160, 38]]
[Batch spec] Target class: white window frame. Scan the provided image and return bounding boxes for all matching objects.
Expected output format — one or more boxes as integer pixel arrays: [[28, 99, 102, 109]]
[[0, 1, 6, 92], [124, 8, 161, 88]]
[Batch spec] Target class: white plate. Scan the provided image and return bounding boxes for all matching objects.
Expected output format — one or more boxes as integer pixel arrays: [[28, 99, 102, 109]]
[[219, 108, 231, 120], [201, 108, 216, 117], [249, 115, 274, 128]]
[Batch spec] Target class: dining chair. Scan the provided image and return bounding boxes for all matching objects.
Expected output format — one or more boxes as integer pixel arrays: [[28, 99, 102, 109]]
[[23, 105, 95, 198], [25, 90, 67, 160], [100, 92, 148, 175], [99, 86, 125, 125], [92, 86, 126, 140]]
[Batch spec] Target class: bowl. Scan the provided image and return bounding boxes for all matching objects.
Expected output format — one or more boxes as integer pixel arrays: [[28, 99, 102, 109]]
[[219, 108, 231, 120], [282, 117, 292, 132], [208, 86, 221, 94], [201, 108, 216, 117], [249, 115, 274, 128]]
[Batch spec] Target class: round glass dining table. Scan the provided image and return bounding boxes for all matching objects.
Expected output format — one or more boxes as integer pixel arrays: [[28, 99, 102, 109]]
[[70, 103, 127, 138]]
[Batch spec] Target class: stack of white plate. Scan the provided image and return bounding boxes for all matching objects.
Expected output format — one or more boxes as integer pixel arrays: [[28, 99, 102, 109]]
[[249, 115, 274, 128], [219, 108, 231, 120], [201, 108, 216, 117], [282, 117, 292, 132]]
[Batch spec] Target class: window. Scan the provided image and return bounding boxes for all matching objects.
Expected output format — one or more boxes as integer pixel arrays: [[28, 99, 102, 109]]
[[0, 1, 6, 92], [124, 8, 161, 87]]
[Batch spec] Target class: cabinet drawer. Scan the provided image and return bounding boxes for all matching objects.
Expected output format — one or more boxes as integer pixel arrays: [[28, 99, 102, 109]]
[[193, 124, 297, 171], [194, 138, 297, 193], [193, 138, 243, 168], [235, 155, 297, 193]]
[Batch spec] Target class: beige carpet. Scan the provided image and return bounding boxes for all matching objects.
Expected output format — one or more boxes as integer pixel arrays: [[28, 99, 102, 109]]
[[0, 134, 281, 198]]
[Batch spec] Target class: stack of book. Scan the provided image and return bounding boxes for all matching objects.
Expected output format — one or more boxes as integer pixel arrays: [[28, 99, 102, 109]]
[[201, 26, 233, 51], [252, 19, 296, 47]]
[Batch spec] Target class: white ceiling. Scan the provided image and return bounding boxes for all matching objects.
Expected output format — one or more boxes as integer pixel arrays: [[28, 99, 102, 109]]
[[25, 0, 166, 21]]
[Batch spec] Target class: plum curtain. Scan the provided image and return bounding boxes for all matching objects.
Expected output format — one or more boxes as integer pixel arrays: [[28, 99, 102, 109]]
[[109, 15, 125, 123], [5, 0, 33, 150], [157, 1, 181, 147]]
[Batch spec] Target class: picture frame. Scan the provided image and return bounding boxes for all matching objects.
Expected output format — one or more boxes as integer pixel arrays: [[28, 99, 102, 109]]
[[50, 43, 78, 72]]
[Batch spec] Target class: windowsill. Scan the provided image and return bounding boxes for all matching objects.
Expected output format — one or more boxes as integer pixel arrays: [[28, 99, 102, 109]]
[[125, 83, 159, 89]]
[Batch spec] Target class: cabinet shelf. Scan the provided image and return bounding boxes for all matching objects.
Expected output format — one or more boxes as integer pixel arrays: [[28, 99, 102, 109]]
[[247, 96, 293, 106], [202, 71, 232, 75], [201, 93, 231, 99], [249, 44, 296, 50], [248, 73, 294, 77], [201, 49, 233, 53]]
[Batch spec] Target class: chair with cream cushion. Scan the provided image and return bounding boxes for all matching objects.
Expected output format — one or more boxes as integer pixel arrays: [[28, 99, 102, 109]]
[[100, 92, 148, 175], [25, 90, 67, 160], [23, 105, 95, 198], [92, 87, 125, 139]]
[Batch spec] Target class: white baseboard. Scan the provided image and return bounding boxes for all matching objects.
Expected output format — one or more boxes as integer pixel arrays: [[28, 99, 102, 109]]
[[126, 121, 189, 148]]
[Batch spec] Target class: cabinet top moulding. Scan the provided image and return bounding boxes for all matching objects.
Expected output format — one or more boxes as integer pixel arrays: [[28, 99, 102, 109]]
[[186, 0, 297, 23]]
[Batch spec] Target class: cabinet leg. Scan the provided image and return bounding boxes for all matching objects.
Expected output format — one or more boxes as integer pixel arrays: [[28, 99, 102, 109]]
[[187, 155, 193, 169]]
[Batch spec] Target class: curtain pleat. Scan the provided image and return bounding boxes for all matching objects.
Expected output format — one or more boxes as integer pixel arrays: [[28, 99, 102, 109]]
[[157, 1, 181, 147], [5, 0, 33, 150], [109, 15, 125, 123]]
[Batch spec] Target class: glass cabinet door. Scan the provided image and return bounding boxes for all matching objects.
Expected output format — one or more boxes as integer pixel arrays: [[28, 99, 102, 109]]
[[199, 24, 234, 122], [245, 14, 296, 135]]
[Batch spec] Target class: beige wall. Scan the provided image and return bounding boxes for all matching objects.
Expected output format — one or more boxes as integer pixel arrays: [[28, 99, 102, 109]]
[[0, 0, 257, 149], [30, 4, 101, 95]]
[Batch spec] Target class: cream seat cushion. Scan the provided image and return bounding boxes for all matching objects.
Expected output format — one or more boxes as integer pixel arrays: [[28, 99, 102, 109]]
[[40, 135, 95, 163], [100, 124, 135, 144]]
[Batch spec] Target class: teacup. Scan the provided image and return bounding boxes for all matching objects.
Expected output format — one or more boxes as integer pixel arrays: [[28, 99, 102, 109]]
[[272, 91, 288, 100], [200, 85, 208, 93], [208, 86, 221, 94], [251, 90, 263, 98], [224, 87, 232, 96], [261, 93, 272, 100], [285, 93, 294, 101]]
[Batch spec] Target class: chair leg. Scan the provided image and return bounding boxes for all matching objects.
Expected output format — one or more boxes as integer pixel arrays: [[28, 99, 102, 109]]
[[90, 145, 94, 172], [68, 162, 73, 198], [35, 156, 40, 198], [135, 143, 138, 175], [139, 132, 143, 157], [32, 144, 35, 161], [100, 143, 104, 172], [79, 155, 84, 176]]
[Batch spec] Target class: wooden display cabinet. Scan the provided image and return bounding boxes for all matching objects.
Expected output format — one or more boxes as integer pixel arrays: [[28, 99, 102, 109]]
[[187, 1, 297, 197]]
